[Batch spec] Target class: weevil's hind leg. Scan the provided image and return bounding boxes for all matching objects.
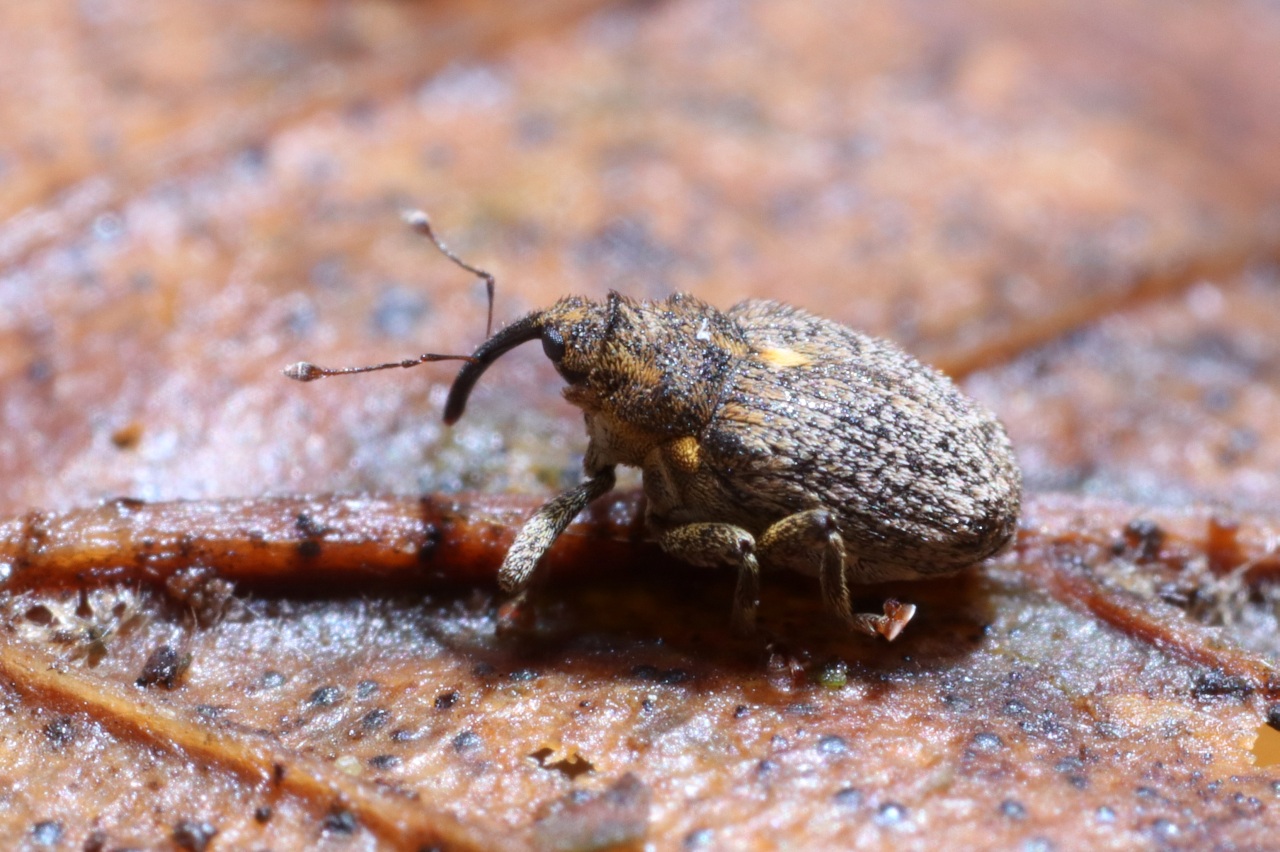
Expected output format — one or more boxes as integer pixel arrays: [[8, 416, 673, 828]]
[[757, 508, 917, 641], [499, 467, 616, 593], [656, 523, 761, 634]]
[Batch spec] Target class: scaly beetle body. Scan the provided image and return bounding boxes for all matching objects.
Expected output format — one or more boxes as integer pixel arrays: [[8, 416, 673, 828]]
[[288, 213, 1022, 640], [446, 292, 1021, 639]]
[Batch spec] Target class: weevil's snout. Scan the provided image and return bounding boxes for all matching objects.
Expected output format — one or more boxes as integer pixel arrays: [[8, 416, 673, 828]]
[[444, 297, 606, 424], [443, 312, 545, 424]]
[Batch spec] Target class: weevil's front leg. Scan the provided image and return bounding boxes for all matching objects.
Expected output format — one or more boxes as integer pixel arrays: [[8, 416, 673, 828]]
[[656, 523, 761, 634], [757, 509, 916, 641], [499, 467, 617, 593]]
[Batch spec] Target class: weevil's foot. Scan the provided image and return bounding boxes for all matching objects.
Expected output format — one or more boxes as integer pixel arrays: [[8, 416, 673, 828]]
[[874, 599, 916, 641], [848, 599, 916, 641], [495, 592, 536, 634]]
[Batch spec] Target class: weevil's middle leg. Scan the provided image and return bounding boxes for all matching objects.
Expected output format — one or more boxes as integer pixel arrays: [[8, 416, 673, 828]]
[[656, 522, 762, 634], [499, 467, 616, 593]]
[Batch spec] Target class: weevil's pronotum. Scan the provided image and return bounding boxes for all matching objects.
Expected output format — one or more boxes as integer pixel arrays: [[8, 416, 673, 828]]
[[287, 212, 1022, 640]]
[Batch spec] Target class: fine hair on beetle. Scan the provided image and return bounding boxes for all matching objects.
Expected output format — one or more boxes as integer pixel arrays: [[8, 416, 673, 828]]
[[286, 211, 1023, 641]]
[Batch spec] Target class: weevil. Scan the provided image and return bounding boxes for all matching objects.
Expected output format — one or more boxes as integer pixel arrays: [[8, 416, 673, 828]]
[[287, 212, 1022, 640]]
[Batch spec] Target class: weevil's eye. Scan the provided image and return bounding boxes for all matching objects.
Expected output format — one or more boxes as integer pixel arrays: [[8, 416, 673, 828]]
[[541, 327, 566, 363]]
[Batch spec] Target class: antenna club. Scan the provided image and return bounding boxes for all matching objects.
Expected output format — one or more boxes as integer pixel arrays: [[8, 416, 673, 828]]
[[402, 209, 431, 232], [283, 362, 322, 382]]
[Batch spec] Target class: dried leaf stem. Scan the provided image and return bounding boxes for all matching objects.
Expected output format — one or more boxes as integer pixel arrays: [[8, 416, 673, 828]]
[[1, 491, 1276, 694]]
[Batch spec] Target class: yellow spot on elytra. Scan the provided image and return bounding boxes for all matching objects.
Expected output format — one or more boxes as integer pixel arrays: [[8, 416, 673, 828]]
[[759, 347, 811, 368], [667, 436, 702, 474]]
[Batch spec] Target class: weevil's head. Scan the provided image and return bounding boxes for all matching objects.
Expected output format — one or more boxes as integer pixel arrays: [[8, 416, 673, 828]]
[[444, 292, 749, 449]]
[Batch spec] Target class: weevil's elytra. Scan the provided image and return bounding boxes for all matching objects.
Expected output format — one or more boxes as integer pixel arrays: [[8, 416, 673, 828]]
[[288, 214, 1023, 640]]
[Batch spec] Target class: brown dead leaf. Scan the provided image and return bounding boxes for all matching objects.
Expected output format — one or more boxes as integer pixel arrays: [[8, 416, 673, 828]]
[[2, 0, 1279, 849]]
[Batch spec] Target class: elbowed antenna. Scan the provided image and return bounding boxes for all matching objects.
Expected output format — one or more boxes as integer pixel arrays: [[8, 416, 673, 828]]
[[443, 311, 545, 424], [283, 352, 475, 383], [284, 209, 498, 384], [403, 209, 496, 339]]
